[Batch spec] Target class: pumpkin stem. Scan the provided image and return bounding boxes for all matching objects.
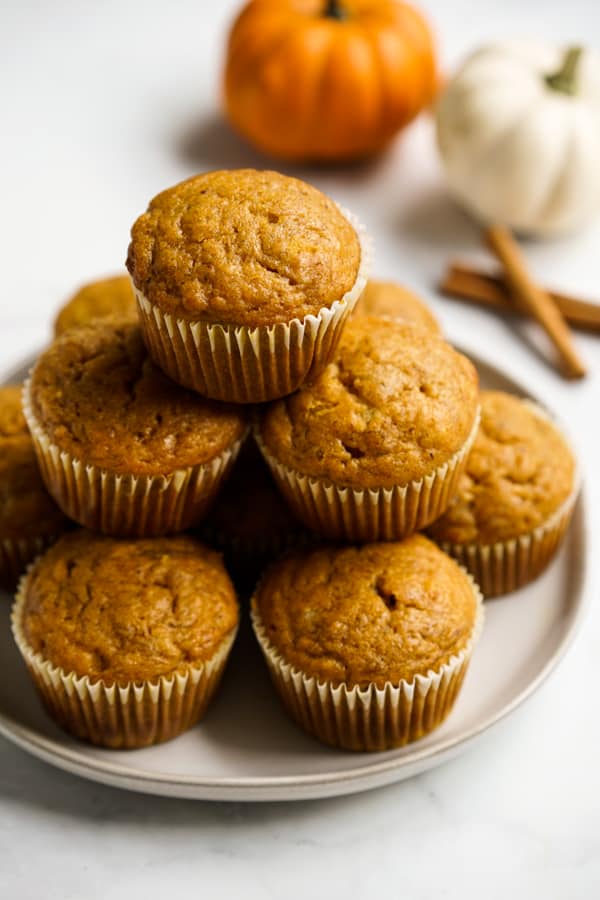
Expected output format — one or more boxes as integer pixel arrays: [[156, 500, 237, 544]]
[[324, 0, 347, 20], [545, 46, 583, 96]]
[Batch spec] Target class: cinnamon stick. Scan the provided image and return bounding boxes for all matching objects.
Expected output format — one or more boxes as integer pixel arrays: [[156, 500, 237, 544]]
[[440, 263, 600, 334], [485, 225, 586, 380]]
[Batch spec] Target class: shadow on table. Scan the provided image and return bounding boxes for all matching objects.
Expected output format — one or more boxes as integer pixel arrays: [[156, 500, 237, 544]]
[[0, 735, 427, 829], [0, 613, 401, 828], [392, 184, 481, 254], [174, 112, 396, 188]]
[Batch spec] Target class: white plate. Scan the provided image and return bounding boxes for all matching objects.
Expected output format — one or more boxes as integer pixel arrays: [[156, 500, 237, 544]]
[[0, 352, 589, 801]]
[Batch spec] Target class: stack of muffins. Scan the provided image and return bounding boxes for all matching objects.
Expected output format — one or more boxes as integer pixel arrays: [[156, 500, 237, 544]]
[[2, 168, 579, 753]]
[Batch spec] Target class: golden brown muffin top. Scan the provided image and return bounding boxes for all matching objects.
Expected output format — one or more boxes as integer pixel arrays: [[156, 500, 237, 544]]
[[0, 384, 28, 437], [54, 274, 138, 336], [21, 531, 239, 684], [126, 169, 361, 327], [0, 385, 68, 540], [355, 280, 441, 333], [254, 535, 478, 688], [428, 391, 576, 545], [260, 316, 479, 490], [29, 321, 248, 476], [206, 439, 302, 543]]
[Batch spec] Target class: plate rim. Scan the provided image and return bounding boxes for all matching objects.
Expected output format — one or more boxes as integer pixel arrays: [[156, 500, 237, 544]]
[[0, 349, 590, 801]]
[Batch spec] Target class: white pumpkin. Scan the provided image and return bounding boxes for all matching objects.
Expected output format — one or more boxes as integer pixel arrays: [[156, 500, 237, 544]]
[[435, 43, 600, 236]]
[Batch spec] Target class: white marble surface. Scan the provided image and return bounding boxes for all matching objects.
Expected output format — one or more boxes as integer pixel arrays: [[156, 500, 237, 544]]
[[1, 0, 599, 896]]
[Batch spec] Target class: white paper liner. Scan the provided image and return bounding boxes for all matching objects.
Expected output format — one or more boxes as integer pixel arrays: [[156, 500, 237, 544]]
[[254, 408, 480, 542], [22, 379, 247, 538], [251, 571, 484, 752], [12, 565, 238, 748], [0, 534, 59, 590], [133, 207, 371, 403], [433, 400, 581, 597]]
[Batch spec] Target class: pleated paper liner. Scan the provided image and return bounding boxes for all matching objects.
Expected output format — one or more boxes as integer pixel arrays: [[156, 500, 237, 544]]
[[11, 569, 238, 749], [254, 408, 481, 543], [22, 379, 247, 538], [0, 534, 59, 592], [431, 400, 580, 598], [134, 208, 371, 404], [251, 575, 484, 752], [435, 473, 580, 598]]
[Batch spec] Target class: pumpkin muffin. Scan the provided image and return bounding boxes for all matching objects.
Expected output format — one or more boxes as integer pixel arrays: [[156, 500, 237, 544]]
[[201, 438, 309, 581], [252, 535, 483, 751], [256, 316, 480, 541], [0, 385, 68, 589], [427, 390, 578, 596], [24, 320, 248, 536], [12, 530, 239, 748], [54, 273, 137, 336], [354, 279, 441, 333], [127, 168, 368, 402]]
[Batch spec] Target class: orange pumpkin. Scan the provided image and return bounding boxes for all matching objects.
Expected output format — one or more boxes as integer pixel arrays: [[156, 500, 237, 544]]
[[223, 0, 437, 162]]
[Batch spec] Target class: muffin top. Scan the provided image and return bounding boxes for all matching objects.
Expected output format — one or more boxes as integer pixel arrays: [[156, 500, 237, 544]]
[[206, 439, 302, 544], [254, 535, 478, 688], [0, 384, 28, 437], [260, 316, 479, 490], [21, 531, 239, 684], [126, 168, 361, 327], [29, 321, 248, 476], [355, 280, 441, 333], [54, 274, 137, 336], [0, 385, 68, 540], [428, 390, 577, 545]]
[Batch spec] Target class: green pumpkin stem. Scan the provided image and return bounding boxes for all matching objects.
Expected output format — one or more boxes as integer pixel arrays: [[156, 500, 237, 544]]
[[545, 46, 583, 96], [324, 0, 347, 21]]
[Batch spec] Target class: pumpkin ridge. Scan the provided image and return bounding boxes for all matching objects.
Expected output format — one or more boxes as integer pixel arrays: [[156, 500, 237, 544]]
[[291, 27, 337, 151], [435, 42, 600, 235], [227, 16, 294, 85], [362, 26, 391, 131], [223, 0, 436, 162], [456, 94, 542, 177], [536, 121, 578, 226]]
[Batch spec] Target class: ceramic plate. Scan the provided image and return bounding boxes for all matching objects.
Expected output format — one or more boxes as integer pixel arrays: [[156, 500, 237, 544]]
[[0, 352, 588, 801]]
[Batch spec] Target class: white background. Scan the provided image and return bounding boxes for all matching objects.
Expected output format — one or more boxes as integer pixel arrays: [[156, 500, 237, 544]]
[[1, 1, 599, 897]]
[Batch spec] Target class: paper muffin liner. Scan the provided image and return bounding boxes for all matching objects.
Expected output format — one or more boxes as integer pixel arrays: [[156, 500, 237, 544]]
[[434, 401, 580, 598], [250, 572, 484, 752], [0, 534, 59, 591], [254, 408, 480, 543], [11, 567, 238, 749], [133, 207, 371, 404], [22, 379, 247, 538]]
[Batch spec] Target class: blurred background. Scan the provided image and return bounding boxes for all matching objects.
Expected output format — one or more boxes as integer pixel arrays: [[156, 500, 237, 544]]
[[1, 0, 600, 374]]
